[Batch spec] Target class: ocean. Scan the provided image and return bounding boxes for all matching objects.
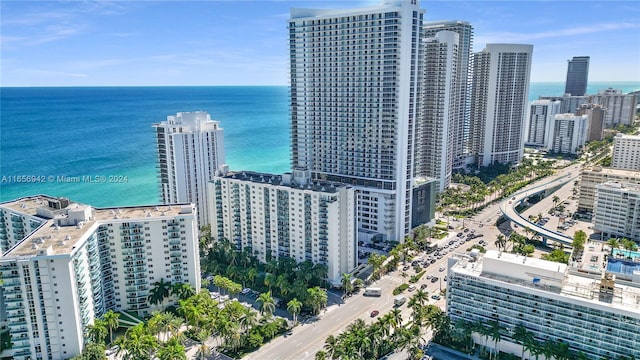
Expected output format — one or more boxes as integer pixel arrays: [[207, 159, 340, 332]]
[[1, 82, 638, 207]]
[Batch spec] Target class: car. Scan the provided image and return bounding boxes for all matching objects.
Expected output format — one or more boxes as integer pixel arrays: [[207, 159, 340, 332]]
[[431, 277, 439, 283], [426, 274, 433, 280], [457, 233, 464, 237], [431, 259, 437, 263], [438, 267, 445, 272], [241, 288, 251, 295], [444, 276, 448, 281], [431, 294, 441, 300], [420, 284, 428, 290], [370, 310, 379, 317], [464, 228, 469, 233], [403, 265, 410, 271], [408, 285, 416, 291]]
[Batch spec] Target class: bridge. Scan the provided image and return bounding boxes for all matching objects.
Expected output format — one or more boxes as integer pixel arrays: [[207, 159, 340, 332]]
[[499, 171, 580, 246]]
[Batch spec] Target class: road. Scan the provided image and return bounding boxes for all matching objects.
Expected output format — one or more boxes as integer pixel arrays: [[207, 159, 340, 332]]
[[245, 163, 584, 360]]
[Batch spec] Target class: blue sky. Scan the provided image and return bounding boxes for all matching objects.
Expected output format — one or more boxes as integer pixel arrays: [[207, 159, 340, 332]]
[[1, 0, 639, 86]]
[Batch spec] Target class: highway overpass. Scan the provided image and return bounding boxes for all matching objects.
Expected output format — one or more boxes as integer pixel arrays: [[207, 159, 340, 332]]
[[499, 172, 580, 246]]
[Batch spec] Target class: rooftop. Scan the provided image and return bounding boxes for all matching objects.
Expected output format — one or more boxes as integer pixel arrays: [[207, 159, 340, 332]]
[[217, 170, 348, 194], [582, 167, 640, 177], [1, 195, 193, 258], [451, 249, 640, 314]]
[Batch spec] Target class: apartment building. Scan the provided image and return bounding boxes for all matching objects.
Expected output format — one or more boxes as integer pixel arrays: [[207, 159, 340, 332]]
[[575, 104, 605, 142], [593, 182, 640, 241], [577, 167, 640, 213], [447, 250, 640, 359], [0, 196, 200, 360], [422, 20, 473, 170], [469, 44, 533, 167], [550, 113, 588, 154], [591, 88, 638, 127], [612, 133, 640, 171], [208, 169, 356, 285], [415, 30, 459, 191], [525, 100, 561, 148], [153, 111, 225, 226], [288, 0, 425, 241]]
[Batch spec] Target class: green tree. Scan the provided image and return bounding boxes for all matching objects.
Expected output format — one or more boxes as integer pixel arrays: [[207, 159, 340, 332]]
[[307, 287, 328, 315], [171, 282, 196, 301], [541, 249, 570, 264], [572, 230, 587, 251], [513, 324, 534, 360], [287, 298, 303, 324], [341, 273, 353, 295], [118, 323, 158, 360], [257, 291, 276, 318], [552, 195, 560, 208], [621, 238, 638, 259], [494, 234, 507, 251], [71, 342, 107, 360], [156, 337, 186, 360], [607, 238, 620, 255], [195, 343, 211, 360], [148, 278, 172, 306], [103, 310, 120, 345], [87, 319, 107, 345]]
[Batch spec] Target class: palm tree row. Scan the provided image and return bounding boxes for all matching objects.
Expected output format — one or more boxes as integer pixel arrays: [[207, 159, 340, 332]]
[[148, 279, 197, 307], [316, 291, 447, 360], [442, 319, 606, 360], [73, 310, 120, 359], [201, 239, 329, 312]]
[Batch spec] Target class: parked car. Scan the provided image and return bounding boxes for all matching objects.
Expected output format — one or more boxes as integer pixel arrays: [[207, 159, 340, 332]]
[[370, 310, 379, 317], [431, 294, 441, 300]]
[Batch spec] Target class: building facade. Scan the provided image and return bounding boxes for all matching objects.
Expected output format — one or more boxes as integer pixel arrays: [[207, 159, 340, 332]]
[[208, 169, 356, 285], [575, 104, 605, 142], [577, 167, 640, 213], [593, 182, 640, 241], [0, 196, 200, 360], [525, 100, 561, 148], [153, 111, 225, 226], [288, 1, 425, 241], [612, 134, 640, 171], [447, 250, 640, 360], [550, 113, 588, 154], [422, 20, 473, 170], [591, 88, 638, 127], [415, 30, 459, 191], [564, 56, 590, 96], [469, 44, 533, 167]]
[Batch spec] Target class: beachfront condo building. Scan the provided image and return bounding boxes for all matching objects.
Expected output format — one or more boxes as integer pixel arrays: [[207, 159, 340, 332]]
[[469, 44, 533, 167], [0, 195, 200, 360], [591, 88, 638, 127], [577, 167, 640, 214], [447, 250, 640, 359], [415, 30, 459, 191], [288, 0, 428, 241], [153, 111, 225, 227], [208, 168, 356, 286], [422, 20, 474, 170], [550, 113, 589, 155], [612, 133, 640, 171], [593, 182, 640, 241], [575, 103, 605, 142], [564, 56, 590, 96], [525, 100, 561, 148]]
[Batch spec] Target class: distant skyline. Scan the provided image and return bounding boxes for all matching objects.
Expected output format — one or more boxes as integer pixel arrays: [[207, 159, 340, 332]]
[[1, 0, 639, 87]]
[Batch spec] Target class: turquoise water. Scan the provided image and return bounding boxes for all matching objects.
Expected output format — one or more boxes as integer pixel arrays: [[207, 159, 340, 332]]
[[1, 82, 638, 207]]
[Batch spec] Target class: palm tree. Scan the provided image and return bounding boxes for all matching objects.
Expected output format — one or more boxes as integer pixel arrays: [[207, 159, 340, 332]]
[[257, 291, 276, 318], [287, 298, 303, 324], [552, 195, 560, 209], [156, 336, 186, 360], [513, 324, 534, 360], [390, 308, 403, 329], [121, 323, 158, 360], [621, 238, 638, 259], [87, 319, 107, 344], [607, 238, 620, 255], [324, 335, 339, 359], [247, 267, 259, 286], [103, 310, 120, 345], [195, 343, 212, 360], [495, 234, 507, 251], [413, 289, 429, 306], [315, 350, 328, 360], [341, 273, 353, 295], [307, 287, 328, 315], [171, 282, 196, 301], [488, 320, 504, 359], [148, 278, 172, 307]]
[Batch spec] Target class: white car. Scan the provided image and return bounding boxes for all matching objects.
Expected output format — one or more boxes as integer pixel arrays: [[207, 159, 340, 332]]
[[241, 288, 251, 295], [438, 267, 446, 272]]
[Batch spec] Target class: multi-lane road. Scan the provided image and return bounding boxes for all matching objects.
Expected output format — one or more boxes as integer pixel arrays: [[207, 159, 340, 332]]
[[246, 163, 582, 360]]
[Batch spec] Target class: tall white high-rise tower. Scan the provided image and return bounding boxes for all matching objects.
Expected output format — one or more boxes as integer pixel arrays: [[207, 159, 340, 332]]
[[153, 111, 225, 226], [288, 0, 425, 240], [422, 20, 473, 170], [469, 44, 533, 167], [415, 30, 459, 191]]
